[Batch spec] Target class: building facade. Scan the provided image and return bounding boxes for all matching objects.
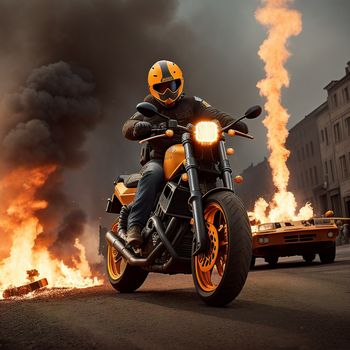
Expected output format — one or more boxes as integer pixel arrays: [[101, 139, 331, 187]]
[[238, 61, 350, 217], [320, 62, 350, 216]]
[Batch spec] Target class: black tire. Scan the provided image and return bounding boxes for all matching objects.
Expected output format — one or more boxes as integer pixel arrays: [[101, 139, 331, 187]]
[[265, 256, 278, 267], [192, 191, 252, 307], [106, 219, 148, 293], [319, 243, 336, 264], [250, 256, 256, 269], [302, 253, 316, 263]]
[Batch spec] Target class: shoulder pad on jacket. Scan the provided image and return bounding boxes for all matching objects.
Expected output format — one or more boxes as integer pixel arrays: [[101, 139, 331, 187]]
[[144, 94, 154, 102], [130, 112, 143, 120], [194, 96, 211, 107]]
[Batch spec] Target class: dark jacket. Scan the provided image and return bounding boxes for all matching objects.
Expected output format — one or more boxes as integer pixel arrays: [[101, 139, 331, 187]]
[[122, 94, 248, 160]]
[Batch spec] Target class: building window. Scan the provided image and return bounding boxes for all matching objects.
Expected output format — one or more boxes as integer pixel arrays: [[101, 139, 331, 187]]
[[313, 166, 318, 184], [302, 147, 305, 160], [297, 149, 301, 162], [305, 170, 309, 186], [334, 122, 341, 143], [306, 144, 309, 158], [325, 128, 329, 145], [333, 93, 338, 109], [339, 155, 349, 179], [321, 129, 324, 143], [346, 117, 350, 137], [330, 159, 335, 183], [310, 141, 314, 156], [343, 87, 349, 103], [301, 173, 305, 188]]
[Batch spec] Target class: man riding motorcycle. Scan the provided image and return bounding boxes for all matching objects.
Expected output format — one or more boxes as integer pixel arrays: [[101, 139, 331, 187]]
[[122, 60, 248, 247]]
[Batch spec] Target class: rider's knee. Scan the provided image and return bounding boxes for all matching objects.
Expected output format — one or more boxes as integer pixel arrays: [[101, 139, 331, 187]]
[[142, 161, 164, 182]]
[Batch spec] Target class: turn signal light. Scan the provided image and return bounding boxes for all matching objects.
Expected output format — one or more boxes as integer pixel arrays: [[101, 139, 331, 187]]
[[165, 129, 174, 137], [181, 173, 188, 181], [226, 148, 234, 155], [234, 175, 243, 184], [227, 129, 235, 136]]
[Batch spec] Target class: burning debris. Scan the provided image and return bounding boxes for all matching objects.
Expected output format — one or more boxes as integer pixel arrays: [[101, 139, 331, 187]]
[[0, 63, 103, 298], [252, 0, 313, 223], [2, 270, 48, 299]]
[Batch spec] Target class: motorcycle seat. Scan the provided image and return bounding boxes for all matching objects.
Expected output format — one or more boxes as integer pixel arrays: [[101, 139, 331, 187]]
[[117, 173, 142, 188]]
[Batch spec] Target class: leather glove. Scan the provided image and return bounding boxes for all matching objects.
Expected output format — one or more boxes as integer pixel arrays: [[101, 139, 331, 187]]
[[133, 121, 152, 139]]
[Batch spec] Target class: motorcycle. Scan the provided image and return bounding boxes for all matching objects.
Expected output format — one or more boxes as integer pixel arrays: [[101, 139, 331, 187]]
[[105, 102, 261, 306]]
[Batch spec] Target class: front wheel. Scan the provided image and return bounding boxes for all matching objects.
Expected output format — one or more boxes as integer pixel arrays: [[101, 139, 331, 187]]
[[319, 243, 336, 264], [192, 191, 252, 306], [303, 253, 316, 263], [265, 256, 279, 267]]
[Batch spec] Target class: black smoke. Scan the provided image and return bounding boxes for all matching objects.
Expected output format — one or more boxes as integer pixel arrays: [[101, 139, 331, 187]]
[[2, 61, 100, 168]]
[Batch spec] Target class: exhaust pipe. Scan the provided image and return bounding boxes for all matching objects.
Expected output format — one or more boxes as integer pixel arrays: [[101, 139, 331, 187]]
[[105, 230, 163, 267]]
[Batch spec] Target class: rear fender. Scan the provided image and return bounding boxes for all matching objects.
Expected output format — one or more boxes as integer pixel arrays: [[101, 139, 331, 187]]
[[114, 182, 137, 205], [106, 194, 122, 214], [106, 182, 137, 214]]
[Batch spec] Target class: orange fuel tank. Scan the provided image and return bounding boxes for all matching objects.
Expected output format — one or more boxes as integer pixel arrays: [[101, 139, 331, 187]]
[[164, 144, 185, 180]]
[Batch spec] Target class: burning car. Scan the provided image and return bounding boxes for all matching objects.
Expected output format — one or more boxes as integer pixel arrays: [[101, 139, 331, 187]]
[[250, 218, 338, 267]]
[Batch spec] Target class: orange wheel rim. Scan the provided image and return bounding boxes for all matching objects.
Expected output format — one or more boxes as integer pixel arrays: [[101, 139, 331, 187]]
[[107, 244, 126, 280], [195, 203, 228, 292]]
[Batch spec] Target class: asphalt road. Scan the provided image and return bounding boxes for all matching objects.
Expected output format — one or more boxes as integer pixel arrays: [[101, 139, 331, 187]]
[[1, 245, 349, 350]]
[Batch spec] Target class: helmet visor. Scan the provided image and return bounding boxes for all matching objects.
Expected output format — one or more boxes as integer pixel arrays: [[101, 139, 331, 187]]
[[153, 79, 181, 94]]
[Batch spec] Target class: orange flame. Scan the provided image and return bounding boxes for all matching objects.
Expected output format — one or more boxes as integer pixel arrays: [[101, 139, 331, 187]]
[[0, 166, 102, 299], [252, 0, 313, 223]]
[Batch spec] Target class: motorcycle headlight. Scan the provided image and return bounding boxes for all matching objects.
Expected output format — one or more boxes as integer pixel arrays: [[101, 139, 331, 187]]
[[194, 121, 219, 144]]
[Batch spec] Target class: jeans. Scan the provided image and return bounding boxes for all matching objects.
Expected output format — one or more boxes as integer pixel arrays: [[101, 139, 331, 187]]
[[127, 160, 164, 230]]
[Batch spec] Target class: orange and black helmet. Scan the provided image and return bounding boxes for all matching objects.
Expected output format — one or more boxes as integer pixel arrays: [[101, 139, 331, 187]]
[[148, 60, 184, 106]]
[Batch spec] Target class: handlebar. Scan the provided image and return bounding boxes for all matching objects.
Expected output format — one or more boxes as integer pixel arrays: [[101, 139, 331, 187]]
[[138, 124, 253, 144]]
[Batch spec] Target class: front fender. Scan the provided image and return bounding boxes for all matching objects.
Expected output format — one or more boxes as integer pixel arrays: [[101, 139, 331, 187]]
[[202, 187, 235, 202]]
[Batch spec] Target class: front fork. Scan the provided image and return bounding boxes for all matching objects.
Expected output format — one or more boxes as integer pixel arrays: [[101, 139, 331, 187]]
[[182, 135, 234, 256], [182, 133, 207, 255], [218, 140, 234, 190]]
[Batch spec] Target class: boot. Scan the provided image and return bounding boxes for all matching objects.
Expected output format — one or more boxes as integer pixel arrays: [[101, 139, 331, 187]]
[[126, 225, 143, 248]]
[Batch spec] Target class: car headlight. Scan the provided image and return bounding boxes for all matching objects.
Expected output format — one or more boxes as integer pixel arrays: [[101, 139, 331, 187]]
[[194, 121, 219, 144], [258, 237, 270, 244]]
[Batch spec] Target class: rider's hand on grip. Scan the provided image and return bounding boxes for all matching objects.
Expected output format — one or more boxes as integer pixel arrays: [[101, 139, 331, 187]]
[[133, 121, 152, 139]]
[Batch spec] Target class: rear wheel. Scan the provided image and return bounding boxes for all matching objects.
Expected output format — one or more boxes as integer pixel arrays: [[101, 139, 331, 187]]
[[106, 219, 148, 293], [319, 243, 336, 264], [192, 191, 252, 306]]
